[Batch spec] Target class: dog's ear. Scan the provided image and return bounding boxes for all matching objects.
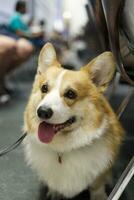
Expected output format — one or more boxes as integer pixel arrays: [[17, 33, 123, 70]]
[[38, 43, 59, 73], [82, 52, 116, 92]]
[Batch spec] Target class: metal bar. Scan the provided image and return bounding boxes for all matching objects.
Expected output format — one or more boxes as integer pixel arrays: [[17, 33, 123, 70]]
[[117, 89, 134, 119], [108, 156, 134, 200], [107, 72, 120, 100]]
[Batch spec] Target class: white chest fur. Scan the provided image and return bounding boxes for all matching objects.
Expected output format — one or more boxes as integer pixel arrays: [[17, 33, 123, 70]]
[[24, 135, 112, 198]]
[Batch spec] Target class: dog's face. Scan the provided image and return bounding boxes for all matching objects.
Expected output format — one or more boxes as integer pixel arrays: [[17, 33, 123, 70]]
[[25, 43, 116, 151]]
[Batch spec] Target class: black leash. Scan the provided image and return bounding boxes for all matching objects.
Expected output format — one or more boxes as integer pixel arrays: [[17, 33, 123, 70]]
[[0, 132, 27, 157]]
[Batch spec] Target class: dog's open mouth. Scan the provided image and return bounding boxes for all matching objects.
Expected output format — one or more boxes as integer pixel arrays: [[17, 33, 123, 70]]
[[38, 116, 76, 143]]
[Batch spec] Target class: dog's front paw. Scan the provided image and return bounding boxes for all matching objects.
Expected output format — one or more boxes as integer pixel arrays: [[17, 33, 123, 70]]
[[90, 192, 107, 200], [90, 185, 107, 200], [46, 189, 63, 200]]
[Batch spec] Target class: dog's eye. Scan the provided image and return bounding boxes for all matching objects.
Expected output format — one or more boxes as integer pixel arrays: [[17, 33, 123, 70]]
[[64, 89, 77, 99], [41, 84, 48, 93]]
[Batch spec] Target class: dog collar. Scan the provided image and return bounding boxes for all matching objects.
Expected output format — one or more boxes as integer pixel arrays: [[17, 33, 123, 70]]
[[58, 153, 63, 164]]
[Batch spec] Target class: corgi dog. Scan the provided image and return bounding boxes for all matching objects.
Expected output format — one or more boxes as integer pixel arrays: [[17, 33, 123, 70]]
[[24, 43, 124, 200]]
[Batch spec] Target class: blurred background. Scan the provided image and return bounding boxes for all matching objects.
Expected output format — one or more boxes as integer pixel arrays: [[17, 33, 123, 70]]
[[0, 0, 133, 200]]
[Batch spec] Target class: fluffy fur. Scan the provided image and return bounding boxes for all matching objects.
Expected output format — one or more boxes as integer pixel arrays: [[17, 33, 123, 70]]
[[24, 43, 124, 200]]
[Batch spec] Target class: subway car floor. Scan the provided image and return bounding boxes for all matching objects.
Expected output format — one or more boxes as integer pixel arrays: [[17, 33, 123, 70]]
[[0, 59, 133, 200]]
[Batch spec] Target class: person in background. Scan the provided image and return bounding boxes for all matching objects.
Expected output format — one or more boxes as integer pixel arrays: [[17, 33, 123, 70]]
[[0, 35, 33, 105], [8, 0, 45, 48], [9, 0, 31, 38]]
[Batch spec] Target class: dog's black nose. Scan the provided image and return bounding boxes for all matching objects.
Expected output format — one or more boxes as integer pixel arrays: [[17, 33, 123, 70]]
[[37, 106, 53, 119]]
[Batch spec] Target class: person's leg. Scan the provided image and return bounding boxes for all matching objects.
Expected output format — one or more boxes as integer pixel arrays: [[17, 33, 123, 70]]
[[0, 35, 17, 103], [7, 38, 34, 73], [0, 36, 34, 104], [0, 35, 17, 83]]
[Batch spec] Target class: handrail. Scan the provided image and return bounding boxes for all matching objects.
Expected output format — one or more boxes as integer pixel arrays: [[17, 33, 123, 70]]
[[108, 156, 134, 200]]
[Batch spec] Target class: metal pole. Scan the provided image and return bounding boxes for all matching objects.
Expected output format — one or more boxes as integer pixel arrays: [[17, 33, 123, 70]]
[[108, 156, 134, 200]]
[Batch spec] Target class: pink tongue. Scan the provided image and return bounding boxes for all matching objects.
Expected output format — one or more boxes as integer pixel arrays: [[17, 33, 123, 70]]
[[38, 121, 55, 143]]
